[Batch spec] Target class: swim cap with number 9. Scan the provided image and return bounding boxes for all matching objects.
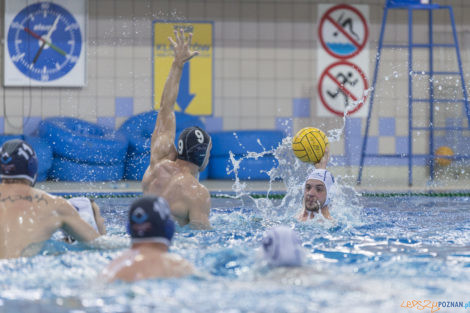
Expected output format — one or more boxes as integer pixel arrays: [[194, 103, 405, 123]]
[[177, 126, 211, 171]]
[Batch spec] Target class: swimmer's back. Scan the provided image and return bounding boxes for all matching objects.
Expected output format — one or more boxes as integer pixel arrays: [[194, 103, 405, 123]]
[[0, 184, 66, 258], [106, 248, 194, 282], [142, 159, 210, 228]]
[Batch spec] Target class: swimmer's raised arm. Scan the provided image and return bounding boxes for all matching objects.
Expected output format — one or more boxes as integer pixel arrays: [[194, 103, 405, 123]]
[[314, 146, 330, 170], [58, 198, 100, 242], [150, 29, 199, 163]]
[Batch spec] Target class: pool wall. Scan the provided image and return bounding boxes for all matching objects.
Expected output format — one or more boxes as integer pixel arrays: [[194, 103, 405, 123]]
[[1, 0, 470, 185]]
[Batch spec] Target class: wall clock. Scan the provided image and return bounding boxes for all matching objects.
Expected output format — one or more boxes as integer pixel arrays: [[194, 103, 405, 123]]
[[4, 0, 86, 86]]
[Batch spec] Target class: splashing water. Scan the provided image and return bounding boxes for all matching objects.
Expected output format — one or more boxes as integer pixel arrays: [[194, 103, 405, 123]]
[[225, 129, 364, 228]]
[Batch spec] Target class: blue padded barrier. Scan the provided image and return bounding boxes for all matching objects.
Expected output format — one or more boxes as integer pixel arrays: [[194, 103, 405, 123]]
[[24, 136, 53, 181], [124, 152, 150, 180], [210, 130, 285, 157], [118, 110, 205, 155], [39, 117, 128, 165], [49, 157, 125, 182], [209, 155, 278, 180]]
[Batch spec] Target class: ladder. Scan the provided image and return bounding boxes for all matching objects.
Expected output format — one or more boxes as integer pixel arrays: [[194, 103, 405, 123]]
[[357, 0, 470, 186]]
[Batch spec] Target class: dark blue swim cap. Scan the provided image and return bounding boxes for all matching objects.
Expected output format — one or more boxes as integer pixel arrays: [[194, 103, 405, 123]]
[[0, 139, 38, 185], [128, 196, 175, 246], [177, 126, 211, 171]]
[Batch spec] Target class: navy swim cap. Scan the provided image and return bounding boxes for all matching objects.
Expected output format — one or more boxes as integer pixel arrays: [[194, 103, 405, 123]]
[[128, 196, 175, 246], [0, 139, 38, 185], [177, 126, 211, 171]]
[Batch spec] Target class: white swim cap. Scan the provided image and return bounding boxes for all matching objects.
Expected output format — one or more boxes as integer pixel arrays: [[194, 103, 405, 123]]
[[68, 197, 99, 232], [305, 169, 335, 208], [262, 226, 303, 267]]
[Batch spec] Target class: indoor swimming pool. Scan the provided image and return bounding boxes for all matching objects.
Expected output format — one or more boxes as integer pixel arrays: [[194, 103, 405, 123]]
[[1, 192, 469, 313]]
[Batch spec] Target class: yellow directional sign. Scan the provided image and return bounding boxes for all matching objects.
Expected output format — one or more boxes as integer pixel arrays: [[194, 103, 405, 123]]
[[153, 21, 213, 115]]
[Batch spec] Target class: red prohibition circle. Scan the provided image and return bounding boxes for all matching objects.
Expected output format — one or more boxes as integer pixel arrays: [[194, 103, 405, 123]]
[[318, 4, 369, 59], [317, 60, 369, 117]]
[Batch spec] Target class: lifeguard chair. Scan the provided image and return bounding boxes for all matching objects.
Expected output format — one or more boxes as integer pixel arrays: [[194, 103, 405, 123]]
[[357, 0, 470, 185]]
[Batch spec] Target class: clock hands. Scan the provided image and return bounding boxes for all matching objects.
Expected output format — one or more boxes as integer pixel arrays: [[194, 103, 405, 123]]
[[24, 24, 67, 58], [32, 16, 60, 64]]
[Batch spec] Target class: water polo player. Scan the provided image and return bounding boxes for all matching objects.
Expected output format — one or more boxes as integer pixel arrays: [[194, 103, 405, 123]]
[[142, 28, 212, 229], [262, 226, 304, 267], [0, 139, 101, 259], [102, 196, 194, 282], [299, 168, 335, 221]]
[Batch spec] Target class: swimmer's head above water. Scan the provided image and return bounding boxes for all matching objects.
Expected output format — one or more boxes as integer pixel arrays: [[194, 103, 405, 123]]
[[303, 168, 335, 212], [0, 139, 38, 186], [128, 196, 175, 247], [262, 226, 303, 267], [177, 126, 212, 172]]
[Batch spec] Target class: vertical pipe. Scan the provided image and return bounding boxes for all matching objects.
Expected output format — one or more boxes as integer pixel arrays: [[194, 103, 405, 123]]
[[408, 8, 413, 186], [448, 7, 470, 132], [429, 7, 435, 180], [357, 5, 389, 184]]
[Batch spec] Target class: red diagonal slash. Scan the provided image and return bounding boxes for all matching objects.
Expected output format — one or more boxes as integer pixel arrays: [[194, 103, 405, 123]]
[[325, 15, 361, 49], [325, 70, 358, 102]]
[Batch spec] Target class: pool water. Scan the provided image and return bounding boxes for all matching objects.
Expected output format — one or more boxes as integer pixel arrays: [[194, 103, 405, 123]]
[[1, 194, 470, 313]]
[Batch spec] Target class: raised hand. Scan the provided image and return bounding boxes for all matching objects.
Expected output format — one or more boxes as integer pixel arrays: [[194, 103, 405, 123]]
[[315, 145, 330, 169], [168, 28, 199, 68]]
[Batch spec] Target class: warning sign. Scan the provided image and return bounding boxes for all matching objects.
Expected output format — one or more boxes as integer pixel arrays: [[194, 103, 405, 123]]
[[317, 61, 368, 117], [318, 4, 369, 59], [316, 4, 369, 117]]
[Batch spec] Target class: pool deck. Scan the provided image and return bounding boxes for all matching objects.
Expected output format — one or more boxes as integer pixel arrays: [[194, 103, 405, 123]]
[[38, 176, 470, 196]]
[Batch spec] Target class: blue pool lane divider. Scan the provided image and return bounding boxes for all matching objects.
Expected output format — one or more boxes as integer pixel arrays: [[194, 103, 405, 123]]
[[39, 117, 128, 182], [209, 130, 284, 180]]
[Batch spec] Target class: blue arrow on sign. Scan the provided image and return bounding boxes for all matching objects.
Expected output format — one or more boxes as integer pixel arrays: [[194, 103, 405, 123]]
[[177, 62, 195, 112]]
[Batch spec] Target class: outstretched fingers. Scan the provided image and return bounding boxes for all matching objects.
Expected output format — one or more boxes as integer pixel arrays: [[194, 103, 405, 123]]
[[168, 36, 177, 48]]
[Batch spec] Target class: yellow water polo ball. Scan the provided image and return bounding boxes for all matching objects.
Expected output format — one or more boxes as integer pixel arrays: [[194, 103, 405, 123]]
[[292, 127, 329, 164], [435, 146, 454, 166]]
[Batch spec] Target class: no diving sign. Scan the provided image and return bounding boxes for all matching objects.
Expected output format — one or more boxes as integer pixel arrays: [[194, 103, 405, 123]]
[[316, 4, 369, 117], [318, 4, 369, 59], [318, 61, 369, 117]]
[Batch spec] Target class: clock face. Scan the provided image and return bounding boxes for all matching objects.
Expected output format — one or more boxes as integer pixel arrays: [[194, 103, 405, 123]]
[[7, 2, 82, 82]]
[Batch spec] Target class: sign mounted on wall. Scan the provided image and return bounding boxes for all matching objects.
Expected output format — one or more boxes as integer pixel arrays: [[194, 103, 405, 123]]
[[318, 4, 369, 59], [153, 21, 213, 116], [318, 61, 369, 116], [4, 0, 87, 87], [316, 4, 369, 117]]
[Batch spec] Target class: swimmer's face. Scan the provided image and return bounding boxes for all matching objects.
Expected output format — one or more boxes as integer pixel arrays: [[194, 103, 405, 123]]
[[304, 179, 327, 212]]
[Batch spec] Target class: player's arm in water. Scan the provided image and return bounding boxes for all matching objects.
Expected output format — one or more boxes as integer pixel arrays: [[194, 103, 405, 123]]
[[57, 198, 101, 242], [187, 185, 211, 229], [149, 29, 199, 165], [90, 199, 107, 235]]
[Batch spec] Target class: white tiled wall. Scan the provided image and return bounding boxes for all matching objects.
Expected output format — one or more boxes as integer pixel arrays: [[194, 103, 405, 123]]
[[1, 0, 470, 167]]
